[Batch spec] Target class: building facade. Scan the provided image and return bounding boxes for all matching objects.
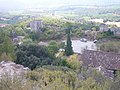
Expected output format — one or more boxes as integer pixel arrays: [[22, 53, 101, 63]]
[[99, 23, 109, 32], [99, 23, 120, 36], [29, 20, 43, 32]]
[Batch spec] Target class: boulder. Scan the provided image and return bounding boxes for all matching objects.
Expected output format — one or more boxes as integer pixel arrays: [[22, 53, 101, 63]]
[[0, 61, 30, 77]]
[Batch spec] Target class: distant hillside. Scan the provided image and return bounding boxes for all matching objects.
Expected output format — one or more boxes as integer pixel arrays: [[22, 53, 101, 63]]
[[0, 0, 120, 10], [55, 4, 120, 11]]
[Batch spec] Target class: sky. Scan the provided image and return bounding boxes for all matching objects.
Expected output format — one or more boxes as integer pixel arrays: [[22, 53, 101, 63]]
[[0, 0, 120, 9]]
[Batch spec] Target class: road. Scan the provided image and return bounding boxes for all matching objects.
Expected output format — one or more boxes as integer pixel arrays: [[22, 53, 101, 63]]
[[71, 40, 97, 54]]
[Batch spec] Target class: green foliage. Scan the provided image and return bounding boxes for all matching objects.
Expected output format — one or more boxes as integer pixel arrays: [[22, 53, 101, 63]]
[[1, 36, 14, 53], [58, 42, 65, 49], [65, 22, 74, 56], [47, 40, 59, 56], [110, 71, 120, 90], [0, 36, 16, 61], [66, 54, 82, 72], [97, 30, 114, 39], [0, 66, 114, 90], [23, 38, 33, 45], [25, 66, 112, 90], [0, 53, 13, 61], [41, 17, 66, 27], [100, 41, 120, 53], [29, 31, 41, 41], [26, 67, 76, 90], [0, 30, 5, 44], [0, 74, 35, 90], [14, 27, 26, 36], [0, 5, 120, 90], [72, 28, 84, 37], [16, 44, 53, 69], [16, 44, 67, 70]]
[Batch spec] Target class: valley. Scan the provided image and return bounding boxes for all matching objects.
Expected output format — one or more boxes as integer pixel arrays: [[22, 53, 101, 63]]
[[0, 2, 120, 90]]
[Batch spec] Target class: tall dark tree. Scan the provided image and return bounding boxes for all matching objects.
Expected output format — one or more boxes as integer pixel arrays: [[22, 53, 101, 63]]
[[65, 22, 74, 56]]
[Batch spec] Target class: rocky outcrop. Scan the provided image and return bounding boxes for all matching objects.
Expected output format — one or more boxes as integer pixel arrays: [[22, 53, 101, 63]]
[[0, 61, 30, 77]]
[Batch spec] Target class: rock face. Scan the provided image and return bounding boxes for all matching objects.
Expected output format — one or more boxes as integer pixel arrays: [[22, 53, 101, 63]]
[[0, 61, 30, 77]]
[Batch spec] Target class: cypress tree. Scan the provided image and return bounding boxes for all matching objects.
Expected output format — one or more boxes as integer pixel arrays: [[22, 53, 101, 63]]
[[65, 23, 74, 56]]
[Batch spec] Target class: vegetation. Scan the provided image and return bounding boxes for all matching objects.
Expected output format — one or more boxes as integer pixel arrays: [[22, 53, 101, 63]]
[[47, 40, 59, 56], [65, 22, 74, 56], [0, 4, 120, 90], [66, 54, 82, 72], [15, 44, 67, 70], [0, 65, 115, 90], [0, 36, 16, 61], [0, 30, 5, 43], [100, 41, 120, 53], [97, 30, 114, 39]]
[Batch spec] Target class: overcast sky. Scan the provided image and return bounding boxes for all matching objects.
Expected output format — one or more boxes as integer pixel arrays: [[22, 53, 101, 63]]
[[0, 0, 120, 9]]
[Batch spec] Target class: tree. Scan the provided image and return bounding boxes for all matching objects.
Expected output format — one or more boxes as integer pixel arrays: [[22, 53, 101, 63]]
[[0, 53, 13, 61], [66, 54, 82, 72], [16, 44, 67, 70], [100, 41, 120, 53], [17, 27, 25, 35], [65, 22, 74, 56], [23, 38, 33, 45], [29, 31, 40, 41], [16, 45, 52, 70], [0, 36, 16, 61], [48, 40, 58, 56], [0, 30, 5, 44]]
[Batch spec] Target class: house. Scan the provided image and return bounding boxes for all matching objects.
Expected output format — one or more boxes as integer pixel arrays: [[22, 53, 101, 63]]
[[0, 17, 8, 21], [81, 50, 120, 78], [38, 41, 48, 46], [29, 20, 43, 32], [99, 23, 120, 37], [111, 27, 120, 37], [12, 36, 24, 45], [0, 24, 9, 27], [99, 23, 109, 32]]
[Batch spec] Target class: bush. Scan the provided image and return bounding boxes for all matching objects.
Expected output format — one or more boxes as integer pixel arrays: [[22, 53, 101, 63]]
[[15, 44, 68, 70], [97, 30, 114, 39], [66, 54, 82, 72], [15, 45, 54, 69], [100, 41, 120, 53]]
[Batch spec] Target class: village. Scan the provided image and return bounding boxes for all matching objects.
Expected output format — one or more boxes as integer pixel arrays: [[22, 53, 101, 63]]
[[0, 1, 120, 89], [22, 19, 120, 78]]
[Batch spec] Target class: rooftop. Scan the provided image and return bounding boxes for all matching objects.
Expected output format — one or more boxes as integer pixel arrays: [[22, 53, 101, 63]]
[[81, 50, 120, 70]]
